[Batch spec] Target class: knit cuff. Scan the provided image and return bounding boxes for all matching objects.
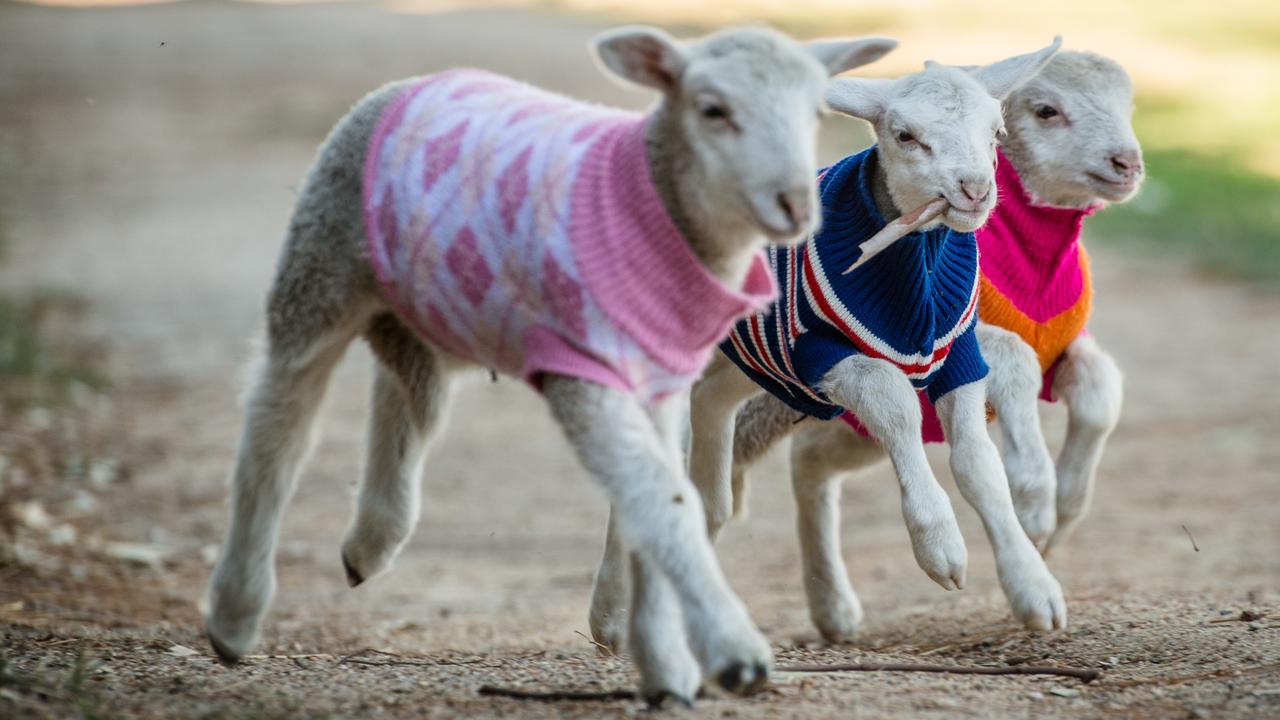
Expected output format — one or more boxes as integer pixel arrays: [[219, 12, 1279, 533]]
[[792, 330, 858, 396], [926, 324, 989, 403]]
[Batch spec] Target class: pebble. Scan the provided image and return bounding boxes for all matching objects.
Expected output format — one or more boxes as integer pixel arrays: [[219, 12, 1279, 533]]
[[1049, 687, 1081, 698]]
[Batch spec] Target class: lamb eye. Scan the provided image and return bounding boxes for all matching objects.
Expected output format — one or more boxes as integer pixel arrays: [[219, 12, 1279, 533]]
[[701, 104, 728, 121], [1035, 105, 1060, 120], [896, 131, 915, 144]]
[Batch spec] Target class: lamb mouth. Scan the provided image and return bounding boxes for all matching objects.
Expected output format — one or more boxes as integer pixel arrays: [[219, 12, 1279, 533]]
[[1086, 172, 1138, 191], [942, 204, 985, 225]]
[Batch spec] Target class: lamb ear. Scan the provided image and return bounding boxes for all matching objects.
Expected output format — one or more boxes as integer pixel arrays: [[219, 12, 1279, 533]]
[[592, 26, 686, 93], [825, 76, 894, 122], [805, 36, 898, 76], [967, 36, 1062, 100]]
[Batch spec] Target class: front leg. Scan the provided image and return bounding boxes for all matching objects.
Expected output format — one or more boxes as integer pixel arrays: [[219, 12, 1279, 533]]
[[821, 355, 967, 590], [588, 388, 691, 656], [628, 552, 700, 706], [1045, 336, 1123, 553], [586, 386, 691, 655], [545, 376, 772, 699], [936, 382, 1066, 630], [976, 323, 1057, 549], [589, 509, 631, 654]]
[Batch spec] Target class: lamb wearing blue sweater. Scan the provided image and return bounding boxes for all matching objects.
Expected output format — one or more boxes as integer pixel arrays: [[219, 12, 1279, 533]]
[[589, 39, 1070, 654]]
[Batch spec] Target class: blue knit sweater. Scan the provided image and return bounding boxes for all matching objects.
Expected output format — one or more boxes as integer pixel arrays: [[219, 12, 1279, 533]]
[[720, 147, 988, 420]]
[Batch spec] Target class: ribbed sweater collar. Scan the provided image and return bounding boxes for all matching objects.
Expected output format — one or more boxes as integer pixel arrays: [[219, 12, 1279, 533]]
[[979, 150, 1097, 321], [569, 117, 776, 376], [815, 146, 956, 274], [988, 149, 1096, 262]]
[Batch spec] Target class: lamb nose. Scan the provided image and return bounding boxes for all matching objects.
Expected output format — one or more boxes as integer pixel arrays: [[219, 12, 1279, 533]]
[[960, 179, 991, 204], [777, 191, 809, 230], [1110, 151, 1143, 178]]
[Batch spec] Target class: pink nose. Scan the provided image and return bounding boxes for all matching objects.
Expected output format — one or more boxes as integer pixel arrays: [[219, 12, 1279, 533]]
[[958, 177, 992, 207], [1110, 149, 1143, 179]]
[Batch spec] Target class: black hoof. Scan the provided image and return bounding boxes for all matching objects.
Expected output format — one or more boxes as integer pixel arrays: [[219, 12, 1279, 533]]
[[643, 690, 693, 710], [206, 630, 241, 667], [342, 554, 364, 588], [717, 662, 769, 696]]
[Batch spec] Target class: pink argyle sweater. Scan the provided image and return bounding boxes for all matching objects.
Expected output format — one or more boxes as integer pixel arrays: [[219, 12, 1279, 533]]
[[841, 149, 1096, 442], [362, 70, 776, 404]]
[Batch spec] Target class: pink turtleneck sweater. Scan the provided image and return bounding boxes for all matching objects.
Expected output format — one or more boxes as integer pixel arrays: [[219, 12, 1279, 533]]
[[363, 70, 775, 404]]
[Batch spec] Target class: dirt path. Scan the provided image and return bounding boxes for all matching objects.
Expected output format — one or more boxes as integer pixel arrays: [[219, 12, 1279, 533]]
[[1, 3, 1277, 718]]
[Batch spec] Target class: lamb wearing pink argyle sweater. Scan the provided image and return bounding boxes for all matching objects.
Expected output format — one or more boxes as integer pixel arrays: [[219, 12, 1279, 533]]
[[729, 51, 1143, 643], [202, 24, 896, 705]]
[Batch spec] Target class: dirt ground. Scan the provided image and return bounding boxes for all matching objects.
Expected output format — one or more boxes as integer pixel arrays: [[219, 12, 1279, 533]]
[[1, 2, 1278, 718]]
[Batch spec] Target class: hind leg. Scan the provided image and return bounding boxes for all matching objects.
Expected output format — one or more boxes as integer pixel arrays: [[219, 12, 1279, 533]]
[[1045, 336, 1122, 553], [729, 392, 813, 523], [206, 303, 371, 663], [790, 422, 885, 642], [977, 323, 1057, 549], [341, 315, 455, 586]]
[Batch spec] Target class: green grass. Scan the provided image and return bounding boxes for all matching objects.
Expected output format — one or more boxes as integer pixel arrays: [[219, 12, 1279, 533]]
[[0, 649, 120, 720], [0, 290, 107, 407], [1089, 148, 1280, 285]]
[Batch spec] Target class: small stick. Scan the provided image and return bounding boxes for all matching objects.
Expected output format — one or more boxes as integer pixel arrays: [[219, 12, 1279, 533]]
[[574, 629, 614, 657], [475, 662, 1104, 703], [478, 685, 636, 702], [777, 662, 1101, 683], [842, 198, 948, 275], [1104, 663, 1280, 688], [1181, 524, 1200, 552]]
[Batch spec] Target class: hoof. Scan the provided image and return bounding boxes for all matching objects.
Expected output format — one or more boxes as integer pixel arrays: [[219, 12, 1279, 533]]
[[206, 630, 241, 667], [342, 553, 364, 588], [643, 690, 694, 709], [717, 661, 769, 696]]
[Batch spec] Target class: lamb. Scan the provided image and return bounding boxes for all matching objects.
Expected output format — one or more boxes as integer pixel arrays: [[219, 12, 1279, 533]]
[[731, 50, 1143, 642], [589, 40, 1067, 654], [201, 24, 897, 705]]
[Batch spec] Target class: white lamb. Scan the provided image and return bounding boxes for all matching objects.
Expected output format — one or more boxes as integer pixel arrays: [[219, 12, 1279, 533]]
[[731, 50, 1143, 641], [201, 24, 897, 704], [590, 40, 1068, 653]]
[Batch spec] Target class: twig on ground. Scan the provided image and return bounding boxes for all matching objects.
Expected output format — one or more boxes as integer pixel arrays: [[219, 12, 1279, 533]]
[[776, 662, 1101, 683], [244, 653, 337, 660], [338, 648, 491, 668], [478, 685, 636, 702], [1104, 663, 1280, 688], [475, 661, 1103, 702], [574, 629, 614, 657], [916, 644, 956, 657], [1182, 524, 1200, 552], [344, 657, 479, 668]]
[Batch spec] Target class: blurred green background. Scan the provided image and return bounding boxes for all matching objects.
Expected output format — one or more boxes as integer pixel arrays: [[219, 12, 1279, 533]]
[[530, 0, 1280, 283], [11, 0, 1280, 285]]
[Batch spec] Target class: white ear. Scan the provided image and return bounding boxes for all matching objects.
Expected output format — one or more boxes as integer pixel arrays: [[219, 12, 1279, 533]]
[[968, 36, 1062, 100], [592, 26, 686, 93], [825, 77, 894, 122], [805, 36, 898, 76]]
